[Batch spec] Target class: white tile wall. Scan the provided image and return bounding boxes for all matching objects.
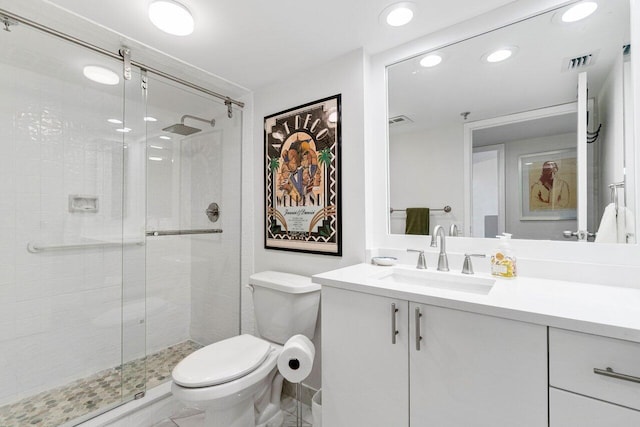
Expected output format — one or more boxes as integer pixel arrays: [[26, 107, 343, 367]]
[[181, 113, 242, 346], [144, 238, 192, 356]]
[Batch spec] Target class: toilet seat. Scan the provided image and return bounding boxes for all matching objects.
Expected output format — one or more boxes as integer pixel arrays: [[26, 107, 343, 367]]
[[173, 334, 272, 388]]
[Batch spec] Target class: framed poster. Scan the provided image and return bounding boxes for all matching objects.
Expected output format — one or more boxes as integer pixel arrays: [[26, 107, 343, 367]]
[[519, 148, 577, 220], [264, 94, 342, 255]]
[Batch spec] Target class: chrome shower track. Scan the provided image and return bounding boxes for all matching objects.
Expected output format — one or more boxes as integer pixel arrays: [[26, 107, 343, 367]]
[[0, 8, 245, 109]]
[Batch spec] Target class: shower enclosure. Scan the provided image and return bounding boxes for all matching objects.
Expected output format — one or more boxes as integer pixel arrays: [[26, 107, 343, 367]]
[[0, 10, 242, 426]]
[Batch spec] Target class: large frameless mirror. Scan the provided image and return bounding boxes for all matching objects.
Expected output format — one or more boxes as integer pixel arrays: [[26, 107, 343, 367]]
[[387, 0, 633, 243]]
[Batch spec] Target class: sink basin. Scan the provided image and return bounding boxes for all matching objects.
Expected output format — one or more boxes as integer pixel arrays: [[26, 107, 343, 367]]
[[371, 268, 495, 295]]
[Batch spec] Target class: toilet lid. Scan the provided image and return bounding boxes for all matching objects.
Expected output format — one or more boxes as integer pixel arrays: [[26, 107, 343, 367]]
[[172, 334, 272, 388]]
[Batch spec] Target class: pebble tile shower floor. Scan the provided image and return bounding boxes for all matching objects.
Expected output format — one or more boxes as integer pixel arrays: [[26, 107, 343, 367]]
[[0, 341, 202, 427]]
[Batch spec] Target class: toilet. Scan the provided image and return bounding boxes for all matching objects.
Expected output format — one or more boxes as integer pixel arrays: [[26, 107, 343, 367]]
[[171, 271, 321, 427]]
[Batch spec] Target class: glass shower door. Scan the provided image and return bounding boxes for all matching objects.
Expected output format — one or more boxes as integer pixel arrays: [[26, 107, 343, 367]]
[[0, 18, 146, 426], [143, 74, 242, 377]]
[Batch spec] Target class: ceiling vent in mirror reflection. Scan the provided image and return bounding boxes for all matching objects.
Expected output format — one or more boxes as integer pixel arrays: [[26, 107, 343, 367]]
[[389, 115, 413, 126], [562, 51, 598, 71]]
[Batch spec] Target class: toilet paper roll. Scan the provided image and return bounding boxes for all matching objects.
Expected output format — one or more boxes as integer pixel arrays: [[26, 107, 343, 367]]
[[277, 334, 315, 383]]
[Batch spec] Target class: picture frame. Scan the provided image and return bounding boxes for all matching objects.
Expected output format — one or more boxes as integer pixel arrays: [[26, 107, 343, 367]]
[[264, 94, 342, 255], [519, 148, 577, 220]]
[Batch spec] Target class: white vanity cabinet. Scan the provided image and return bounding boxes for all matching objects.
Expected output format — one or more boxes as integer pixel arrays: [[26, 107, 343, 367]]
[[322, 286, 548, 427], [322, 285, 409, 426], [549, 328, 640, 426], [409, 302, 547, 426]]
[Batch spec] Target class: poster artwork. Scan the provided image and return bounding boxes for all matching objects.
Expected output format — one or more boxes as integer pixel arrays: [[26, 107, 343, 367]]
[[264, 95, 341, 255]]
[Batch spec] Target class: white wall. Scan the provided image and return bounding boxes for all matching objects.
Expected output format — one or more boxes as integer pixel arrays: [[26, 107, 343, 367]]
[[389, 126, 464, 234], [598, 54, 625, 220], [250, 49, 367, 389]]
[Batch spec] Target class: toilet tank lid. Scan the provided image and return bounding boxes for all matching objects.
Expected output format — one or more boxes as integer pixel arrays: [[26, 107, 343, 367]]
[[249, 271, 320, 294]]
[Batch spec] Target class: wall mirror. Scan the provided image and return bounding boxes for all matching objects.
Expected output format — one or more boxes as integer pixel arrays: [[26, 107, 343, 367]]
[[387, 0, 633, 243]]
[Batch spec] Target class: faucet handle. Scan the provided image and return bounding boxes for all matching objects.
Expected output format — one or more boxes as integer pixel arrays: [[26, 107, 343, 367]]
[[407, 249, 427, 269], [462, 253, 486, 275]]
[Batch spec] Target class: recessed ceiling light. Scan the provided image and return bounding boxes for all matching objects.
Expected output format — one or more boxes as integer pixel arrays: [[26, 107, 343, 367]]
[[149, 0, 194, 36], [380, 2, 416, 27], [144, 116, 158, 122], [159, 135, 171, 140], [116, 127, 132, 133], [483, 46, 518, 63], [83, 66, 120, 85], [149, 145, 164, 149], [149, 156, 164, 161], [107, 118, 123, 124], [420, 54, 443, 68], [487, 49, 512, 62], [561, 2, 598, 23]]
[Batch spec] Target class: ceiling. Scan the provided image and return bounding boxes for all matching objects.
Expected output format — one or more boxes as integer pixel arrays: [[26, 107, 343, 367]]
[[0, 0, 516, 91]]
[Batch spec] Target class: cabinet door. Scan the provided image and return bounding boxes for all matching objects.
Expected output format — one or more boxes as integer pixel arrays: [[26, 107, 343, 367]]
[[322, 286, 409, 427], [409, 303, 547, 427], [550, 387, 640, 426]]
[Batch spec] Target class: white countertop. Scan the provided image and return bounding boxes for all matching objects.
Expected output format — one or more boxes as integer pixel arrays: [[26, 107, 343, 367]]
[[313, 263, 640, 343]]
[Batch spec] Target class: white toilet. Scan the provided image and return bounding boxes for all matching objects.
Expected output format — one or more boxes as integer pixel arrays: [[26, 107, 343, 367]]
[[171, 271, 321, 427]]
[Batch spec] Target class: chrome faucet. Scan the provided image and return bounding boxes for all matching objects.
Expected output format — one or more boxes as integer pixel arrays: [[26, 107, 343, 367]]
[[430, 225, 449, 271], [462, 253, 486, 274], [407, 249, 427, 269]]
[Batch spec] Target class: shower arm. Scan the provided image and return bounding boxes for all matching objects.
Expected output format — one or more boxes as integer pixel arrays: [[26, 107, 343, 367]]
[[181, 114, 216, 128]]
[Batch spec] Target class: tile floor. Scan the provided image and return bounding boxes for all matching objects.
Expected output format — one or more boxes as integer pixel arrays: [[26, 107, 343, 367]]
[[153, 396, 313, 427], [0, 341, 201, 427]]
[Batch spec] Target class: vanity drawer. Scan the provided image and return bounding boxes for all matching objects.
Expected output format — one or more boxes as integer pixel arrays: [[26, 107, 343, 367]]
[[550, 388, 640, 426], [549, 328, 640, 411]]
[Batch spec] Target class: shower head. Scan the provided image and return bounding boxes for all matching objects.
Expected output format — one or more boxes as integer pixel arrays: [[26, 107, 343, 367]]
[[162, 114, 215, 136], [162, 123, 201, 135]]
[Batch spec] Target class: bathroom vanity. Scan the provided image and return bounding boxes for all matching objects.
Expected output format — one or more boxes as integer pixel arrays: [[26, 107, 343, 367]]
[[314, 263, 640, 427]]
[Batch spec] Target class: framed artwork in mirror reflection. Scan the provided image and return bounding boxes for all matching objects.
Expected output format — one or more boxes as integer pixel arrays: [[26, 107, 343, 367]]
[[519, 148, 577, 220], [264, 94, 342, 255]]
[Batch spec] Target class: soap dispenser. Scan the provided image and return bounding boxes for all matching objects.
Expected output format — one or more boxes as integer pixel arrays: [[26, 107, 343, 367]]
[[491, 233, 517, 278]]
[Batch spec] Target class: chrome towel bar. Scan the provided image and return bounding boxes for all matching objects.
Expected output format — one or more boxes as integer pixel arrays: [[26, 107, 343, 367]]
[[390, 205, 452, 214], [27, 239, 144, 253], [146, 229, 223, 237]]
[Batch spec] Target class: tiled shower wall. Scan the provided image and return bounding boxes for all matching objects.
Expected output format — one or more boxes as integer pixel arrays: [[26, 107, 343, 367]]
[[144, 99, 242, 351], [185, 120, 242, 346]]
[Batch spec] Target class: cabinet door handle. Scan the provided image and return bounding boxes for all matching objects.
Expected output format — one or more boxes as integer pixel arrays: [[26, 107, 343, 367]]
[[391, 303, 399, 344], [593, 367, 640, 384], [415, 307, 423, 351]]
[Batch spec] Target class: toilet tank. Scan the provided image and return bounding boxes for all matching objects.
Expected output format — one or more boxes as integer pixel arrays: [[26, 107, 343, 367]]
[[249, 271, 321, 345]]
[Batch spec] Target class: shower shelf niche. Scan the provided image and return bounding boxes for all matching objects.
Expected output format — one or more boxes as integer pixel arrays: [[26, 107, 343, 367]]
[[68, 194, 99, 213]]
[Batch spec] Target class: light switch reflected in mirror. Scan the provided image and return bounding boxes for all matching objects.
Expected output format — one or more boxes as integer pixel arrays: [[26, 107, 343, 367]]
[[387, 0, 633, 243]]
